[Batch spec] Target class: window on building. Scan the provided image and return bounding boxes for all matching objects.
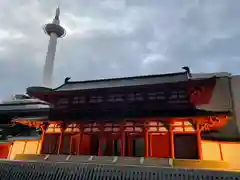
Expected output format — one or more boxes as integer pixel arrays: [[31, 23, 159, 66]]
[[107, 94, 124, 102], [89, 96, 104, 103], [72, 96, 85, 104]]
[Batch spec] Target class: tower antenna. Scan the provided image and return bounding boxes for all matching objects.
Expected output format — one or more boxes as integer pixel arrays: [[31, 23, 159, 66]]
[[42, 4, 66, 87], [57, 0, 62, 7]]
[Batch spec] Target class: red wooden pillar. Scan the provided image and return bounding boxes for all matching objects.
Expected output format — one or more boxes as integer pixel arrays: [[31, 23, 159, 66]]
[[69, 136, 73, 154], [196, 121, 203, 160], [40, 129, 45, 153], [58, 130, 63, 154], [98, 137, 103, 156], [121, 132, 125, 156], [39, 123, 49, 153], [127, 135, 132, 156], [8, 144, 13, 159], [149, 134, 152, 157], [77, 132, 83, 155], [120, 122, 126, 156], [105, 138, 113, 156], [77, 124, 84, 155], [98, 125, 104, 156], [144, 127, 149, 157], [58, 123, 66, 155], [169, 121, 175, 159]]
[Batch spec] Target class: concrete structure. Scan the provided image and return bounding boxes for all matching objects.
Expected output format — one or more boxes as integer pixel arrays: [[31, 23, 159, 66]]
[[192, 72, 240, 138], [230, 75, 240, 135], [42, 7, 65, 87]]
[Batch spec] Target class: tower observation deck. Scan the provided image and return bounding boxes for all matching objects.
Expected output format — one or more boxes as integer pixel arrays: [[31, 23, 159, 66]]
[[42, 7, 66, 88]]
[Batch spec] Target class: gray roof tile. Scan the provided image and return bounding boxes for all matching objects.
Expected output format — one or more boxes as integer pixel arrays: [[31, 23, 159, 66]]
[[55, 72, 188, 91]]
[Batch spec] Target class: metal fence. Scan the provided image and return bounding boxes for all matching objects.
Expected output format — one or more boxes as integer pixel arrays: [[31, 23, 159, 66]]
[[0, 160, 239, 180]]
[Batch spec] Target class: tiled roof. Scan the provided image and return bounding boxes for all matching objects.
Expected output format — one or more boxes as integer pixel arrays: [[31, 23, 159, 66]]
[[0, 98, 51, 111], [11, 116, 49, 122], [54, 71, 188, 91], [7, 136, 40, 141]]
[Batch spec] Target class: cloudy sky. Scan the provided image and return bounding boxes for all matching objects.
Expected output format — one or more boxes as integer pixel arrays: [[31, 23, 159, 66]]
[[0, 0, 240, 99]]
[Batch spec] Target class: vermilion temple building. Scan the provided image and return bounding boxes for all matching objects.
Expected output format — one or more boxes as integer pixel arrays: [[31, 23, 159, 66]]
[[0, 70, 240, 166]]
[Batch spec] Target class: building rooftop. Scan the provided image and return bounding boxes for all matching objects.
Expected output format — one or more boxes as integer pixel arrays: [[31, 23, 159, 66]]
[[54, 71, 189, 92], [52, 71, 231, 92], [0, 94, 51, 112]]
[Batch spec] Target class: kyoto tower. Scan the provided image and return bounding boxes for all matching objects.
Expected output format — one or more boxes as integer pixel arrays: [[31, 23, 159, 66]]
[[42, 7, 66, 87]]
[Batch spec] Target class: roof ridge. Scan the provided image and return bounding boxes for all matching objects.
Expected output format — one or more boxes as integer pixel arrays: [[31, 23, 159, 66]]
[[53, 71, 187, 91]]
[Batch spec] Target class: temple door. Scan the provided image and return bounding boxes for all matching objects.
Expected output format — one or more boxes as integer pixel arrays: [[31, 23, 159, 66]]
[[103, 135, 122, 156], [129, 135, 144, 157], [174, 134, 198, 159], [0, 144, 10, 159], [70, 133, 91, 155], [104, 138, 114, 156], [41, 134, 60, 154], [60, 134, 71, 154], [150, 134, 170, 158]]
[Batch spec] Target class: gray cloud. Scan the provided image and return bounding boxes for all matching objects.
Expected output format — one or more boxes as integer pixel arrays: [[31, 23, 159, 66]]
[[0, 0, 240, 99]]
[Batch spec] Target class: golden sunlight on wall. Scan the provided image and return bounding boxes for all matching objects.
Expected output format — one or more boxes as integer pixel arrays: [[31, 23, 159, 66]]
[[8, 140, 41, 160], [201, 141, 222, 161], [201, 140, 240, 168], [221, 143, 240, 169]]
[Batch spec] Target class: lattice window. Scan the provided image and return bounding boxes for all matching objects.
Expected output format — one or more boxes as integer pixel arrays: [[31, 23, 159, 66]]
[[126, 93, 144, 101], [56, 98, 69, 108], [127, 93, 135, 101], [148, 92, 165, 100], [148, 121, 167, 132], [72, 96, 85, 104], [168, 90, 189, 104], [107, 94, 124, 102], [58, 98, 68, 105], [89, 96, 104, 103], [83, 122, 100, 133], [46, 124, 81, 133], [173, 121, 194, 132], [104, 123, 113, 132], [46, 124, 60, 133], [178, 90, 187, 98], [65, 124, 80, 133], [135, 93, 144, 101], [169, 91, 178, 99], [125, 122, 143, 132], [173, 121, 184, 132]]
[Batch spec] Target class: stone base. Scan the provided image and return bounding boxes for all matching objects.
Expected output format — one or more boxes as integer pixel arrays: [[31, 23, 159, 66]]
[[15, 154, 173, 167]]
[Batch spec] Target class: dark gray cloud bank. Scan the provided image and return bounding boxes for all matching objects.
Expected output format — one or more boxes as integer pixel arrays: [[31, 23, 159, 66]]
[[0, 0, 240, 99]]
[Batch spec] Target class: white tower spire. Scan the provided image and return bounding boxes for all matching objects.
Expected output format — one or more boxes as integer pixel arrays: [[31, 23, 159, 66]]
[[42, 6, 66, 87]]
